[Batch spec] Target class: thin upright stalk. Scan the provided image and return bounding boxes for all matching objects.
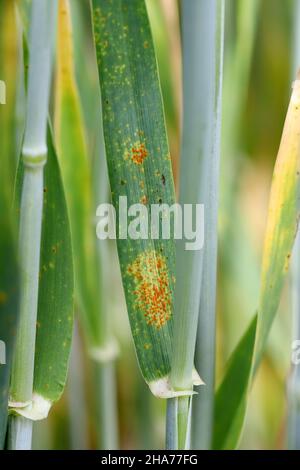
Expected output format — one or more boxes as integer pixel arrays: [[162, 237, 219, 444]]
[[68, 323, 89, 450], [91, 243, 119, 449], [168, 0, 224, 449], [166, 398, 177, 450], [93, 361, 118, 450], [8, 0, 57, 450], [192, 0, 224, 450], [91, 88, 119, 451]]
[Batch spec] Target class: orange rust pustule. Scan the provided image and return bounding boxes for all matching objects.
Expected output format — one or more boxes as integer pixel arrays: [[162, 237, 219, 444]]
[[131, 142, 148, 165], [127, 251, 172, 329]]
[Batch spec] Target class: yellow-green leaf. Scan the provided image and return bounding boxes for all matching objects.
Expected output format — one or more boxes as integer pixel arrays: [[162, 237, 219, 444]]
[[213, 76, 300, 449]]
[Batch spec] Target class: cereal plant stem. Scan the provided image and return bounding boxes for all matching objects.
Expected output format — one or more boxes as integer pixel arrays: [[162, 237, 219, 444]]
[[192, 0, 224, 449], [169, 0, 224, 450], [8, 0, 57, 450], [92, 360, 118, 450], [166, 398, 177, 450], [7, 415, 33, 450]]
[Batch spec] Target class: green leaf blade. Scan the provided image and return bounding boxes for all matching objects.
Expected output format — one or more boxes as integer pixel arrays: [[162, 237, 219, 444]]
[[13, 129, 74, 418], [212, 316, 257, 450], [92, 0, 176, 387], [32, 130, 74, 406]]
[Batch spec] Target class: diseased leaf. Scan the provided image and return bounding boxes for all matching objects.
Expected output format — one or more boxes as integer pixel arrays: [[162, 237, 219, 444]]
[[92, 0, 177, 391]]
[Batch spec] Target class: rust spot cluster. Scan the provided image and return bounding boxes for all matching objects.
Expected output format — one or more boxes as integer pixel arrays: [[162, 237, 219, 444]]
[[131, 142, 148, 165], [127, 251, 172, 329]]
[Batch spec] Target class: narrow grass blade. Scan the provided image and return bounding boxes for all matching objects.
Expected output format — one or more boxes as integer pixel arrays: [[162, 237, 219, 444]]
[[0, 0, 19, 448], [92, 0, 179, 394], [212, 316, 257, 449], [255, 79, 300, 363], [11, 128, 74, 419], [213, 74, 300, 449], [32, 130, 73, 411]]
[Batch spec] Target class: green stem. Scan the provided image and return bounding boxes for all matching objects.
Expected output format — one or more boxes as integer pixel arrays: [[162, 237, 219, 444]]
[[166, 396, 191, 450], [192, 0, 224, 449], [90, 5, 119, 447], [166, 398, 177, 450], [68, 323, 89, 450], [168, 0, 224, 450], [93, 360, 119, 450], [7, 416, 33, 450], [8, 0, 57, 450], [177, 396, 190, 450]]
